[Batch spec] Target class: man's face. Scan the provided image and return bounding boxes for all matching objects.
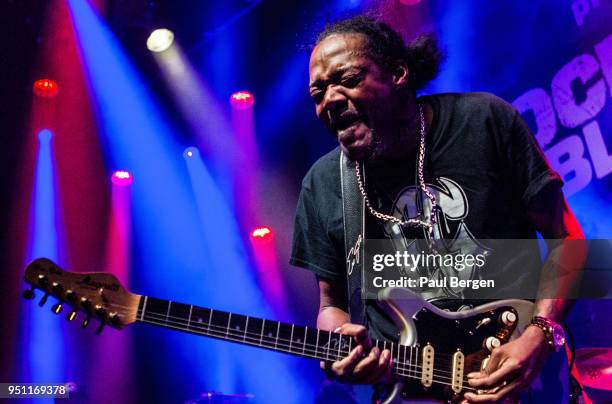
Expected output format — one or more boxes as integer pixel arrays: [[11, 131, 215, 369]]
[[309, 33, 399, 161]]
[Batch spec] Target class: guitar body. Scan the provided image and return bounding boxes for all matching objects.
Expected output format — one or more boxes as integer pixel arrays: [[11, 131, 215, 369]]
[[378, 288, 534, 403]]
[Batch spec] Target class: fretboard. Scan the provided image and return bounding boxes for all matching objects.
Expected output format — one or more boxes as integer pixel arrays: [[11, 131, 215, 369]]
[[136, 296, 421, 378]]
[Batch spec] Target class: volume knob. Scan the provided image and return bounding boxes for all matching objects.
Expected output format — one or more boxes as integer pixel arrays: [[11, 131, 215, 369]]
[[501, 311, 517, 326], [485, 336, 500, 352]]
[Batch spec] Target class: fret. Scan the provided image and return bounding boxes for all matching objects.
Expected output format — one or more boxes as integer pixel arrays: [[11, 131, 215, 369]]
[[207, 308, 214, 333], [277, 323, 293, 351], [259, 319, 266, 345], [166, 301, 172, 324], [337, 333, 343, 361], [274, 322, 280, 348], [187, 305, 193, 328], [348, 336, 352, 354], [305, 327, 318, 358], [139, 296, 148, 321], [302, 326, 309, 355], [226, 313, 232, 337], [383, 340, 387, 351], [168, 302, 191, 327], [246, 317, 263, 344]]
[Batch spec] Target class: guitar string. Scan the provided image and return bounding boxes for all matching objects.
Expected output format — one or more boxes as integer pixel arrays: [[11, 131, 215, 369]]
[[138, 310, 475, 385], [128, 303, 464, 374], [60, 293, 478, 384], [138, 310, 460, 380], [138, 316, 478, 393], [137, 309, 458, 374]]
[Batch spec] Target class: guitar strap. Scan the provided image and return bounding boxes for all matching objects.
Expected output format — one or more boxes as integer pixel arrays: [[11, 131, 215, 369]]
[[340, 152, 366, 325]]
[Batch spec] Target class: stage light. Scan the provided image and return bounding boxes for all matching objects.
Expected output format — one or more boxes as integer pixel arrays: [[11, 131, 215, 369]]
[[111, 170, 133, 186], [183, 146, 199, 158], [230, 91, 255, 110], [251, 226, 272, 239], [400, 0, 422, 4], [33, 79, 60, 98], [146, 28, 174, 53]]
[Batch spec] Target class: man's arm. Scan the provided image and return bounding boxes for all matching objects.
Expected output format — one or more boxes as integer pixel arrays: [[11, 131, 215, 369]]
[[317, 277, 393, 384], [465, 184, 587, 403]]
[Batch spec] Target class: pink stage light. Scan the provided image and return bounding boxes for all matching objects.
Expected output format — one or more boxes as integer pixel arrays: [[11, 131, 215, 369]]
[[400, 0, 422, 4], [33, 79, 60, 98], [251, 226, 272, 239], [111, 170, 133, 186], [230, 91, 255, 110]]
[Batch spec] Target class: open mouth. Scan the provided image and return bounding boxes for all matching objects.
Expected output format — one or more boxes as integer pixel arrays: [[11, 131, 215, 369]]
[[332, 113, 364, 132]]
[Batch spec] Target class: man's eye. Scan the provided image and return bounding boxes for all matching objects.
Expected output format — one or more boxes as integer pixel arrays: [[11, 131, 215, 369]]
[[341, 76, 360, 87], [311, 91, 324, 103]]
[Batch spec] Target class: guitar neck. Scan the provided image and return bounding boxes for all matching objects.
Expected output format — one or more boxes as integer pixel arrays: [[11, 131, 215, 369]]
[[136, 296, 421, 376]]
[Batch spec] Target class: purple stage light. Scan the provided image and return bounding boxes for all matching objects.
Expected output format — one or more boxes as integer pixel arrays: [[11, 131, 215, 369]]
[[111, 170, 133, 186], [230, 91, 255, 110], [251, 226, 273, 240]]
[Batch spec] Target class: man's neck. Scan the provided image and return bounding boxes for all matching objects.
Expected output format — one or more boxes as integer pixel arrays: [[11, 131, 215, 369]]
[[369, 100, 434, 165]]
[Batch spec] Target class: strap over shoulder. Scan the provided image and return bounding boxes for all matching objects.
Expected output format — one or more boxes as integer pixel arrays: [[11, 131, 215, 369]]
[[340, 152, 366, 325]]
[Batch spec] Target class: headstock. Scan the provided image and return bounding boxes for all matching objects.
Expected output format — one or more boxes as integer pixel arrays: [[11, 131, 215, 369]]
[[23, 258, 141, 335]]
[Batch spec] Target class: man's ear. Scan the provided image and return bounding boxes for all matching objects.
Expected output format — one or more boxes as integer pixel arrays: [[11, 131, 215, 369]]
[[392, 64, 409, 90]]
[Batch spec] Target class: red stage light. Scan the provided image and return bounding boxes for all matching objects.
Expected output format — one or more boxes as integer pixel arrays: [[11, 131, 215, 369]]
[[111, 170, 133, 186], [230, 91, 255, 110], [33, 79, 60, 98], [251, 226, 272, 239]]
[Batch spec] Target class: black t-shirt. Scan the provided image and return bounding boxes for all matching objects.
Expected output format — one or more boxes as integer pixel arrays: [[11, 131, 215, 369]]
[[290, 92, 562, 341]]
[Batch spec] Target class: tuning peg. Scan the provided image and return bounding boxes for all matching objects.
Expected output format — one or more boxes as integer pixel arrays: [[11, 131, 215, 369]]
[[80, 297, 91, 309], [66, 310, 77, 321], [81, 315, 91, 328], [109, 312, 121, 327], [51, 282, 63, 294], [22, 287, 35, 300], [94, 304, 106, 319], [95, 322, 105, 336], [38, 293, 49, 307], [65, 290, 77, 302], [52, 302, 63, 314], [37, 274, 49, 287]]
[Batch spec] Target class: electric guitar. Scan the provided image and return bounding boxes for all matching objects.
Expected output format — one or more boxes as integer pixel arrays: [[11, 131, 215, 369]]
[[23, 258, 535, 403]]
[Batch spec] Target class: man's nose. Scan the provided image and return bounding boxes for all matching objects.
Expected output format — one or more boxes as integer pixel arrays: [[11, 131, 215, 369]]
[[322, 85, 346, 115]]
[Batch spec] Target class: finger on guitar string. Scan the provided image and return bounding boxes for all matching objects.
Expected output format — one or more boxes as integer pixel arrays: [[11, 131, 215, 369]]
[[337, 323, 372, 350], [320, 344, 363, 379]]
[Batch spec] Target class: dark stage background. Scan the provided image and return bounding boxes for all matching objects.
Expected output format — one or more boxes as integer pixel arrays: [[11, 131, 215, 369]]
[[1, 0, 611, 403]]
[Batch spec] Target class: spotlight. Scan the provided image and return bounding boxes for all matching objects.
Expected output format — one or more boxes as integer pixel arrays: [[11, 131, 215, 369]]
[[183, 147, 199, 158], [230, 91, 255, 110], [251, 226, 273, 239], [146, 28, 174, 53], [111, 170, 133, 186], [37, 129, 53, 142], [33, 79, 59, 98]]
